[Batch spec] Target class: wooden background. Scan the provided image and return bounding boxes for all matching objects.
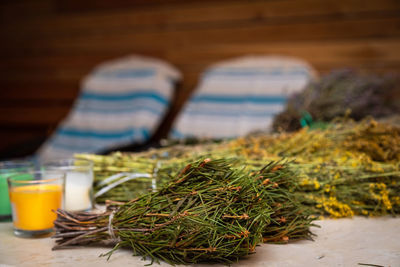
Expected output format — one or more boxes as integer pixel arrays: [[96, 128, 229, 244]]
[[0, 0, 399, 158]]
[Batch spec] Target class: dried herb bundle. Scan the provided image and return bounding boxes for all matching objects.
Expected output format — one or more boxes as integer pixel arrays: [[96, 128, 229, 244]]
[[53, 159, 314, 264], [88, 119, 400, 217], [272, 69, 400, 132], [231, 118, 400, 217], [76, 119, 400, 218], [75, 153, 184, 203], [238, 118, 400, 163]]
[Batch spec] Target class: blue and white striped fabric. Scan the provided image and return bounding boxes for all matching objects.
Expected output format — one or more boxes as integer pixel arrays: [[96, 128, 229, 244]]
[[170, 56, 317, 139], [37, 55, 181, 161]]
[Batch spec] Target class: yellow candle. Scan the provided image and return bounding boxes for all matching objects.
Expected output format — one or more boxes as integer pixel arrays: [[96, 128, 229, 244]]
[[9, 184, 62, 231]]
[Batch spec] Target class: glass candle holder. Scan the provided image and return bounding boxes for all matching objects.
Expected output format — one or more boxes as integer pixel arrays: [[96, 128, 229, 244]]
[[7, 170, 65, 237], [43, 159, 94, 212], [0, 160, 35, 221]]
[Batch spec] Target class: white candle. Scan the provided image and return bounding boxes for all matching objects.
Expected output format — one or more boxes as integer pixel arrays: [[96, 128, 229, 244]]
[[64, 171, 93, 211], [42, 159, 94, 212]]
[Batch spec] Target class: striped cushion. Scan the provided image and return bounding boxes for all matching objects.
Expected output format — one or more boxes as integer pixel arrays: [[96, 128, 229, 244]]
[[37, 55, 181, 161], [170, 56, 316, 139]]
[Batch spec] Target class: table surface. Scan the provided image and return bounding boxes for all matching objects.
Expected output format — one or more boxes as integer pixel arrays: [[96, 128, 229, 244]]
[[0, 217, 399, 267]]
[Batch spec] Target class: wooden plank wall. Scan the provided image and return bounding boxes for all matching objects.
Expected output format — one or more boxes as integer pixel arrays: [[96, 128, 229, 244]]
[[0, 0, 399, 158]]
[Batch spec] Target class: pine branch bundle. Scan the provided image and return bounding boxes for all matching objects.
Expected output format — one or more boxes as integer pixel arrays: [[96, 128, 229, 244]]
[[53, 158, 314, 265]]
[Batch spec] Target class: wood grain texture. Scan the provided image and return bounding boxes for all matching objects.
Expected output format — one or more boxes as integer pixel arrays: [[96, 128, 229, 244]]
[[0, 0, 399, 157]]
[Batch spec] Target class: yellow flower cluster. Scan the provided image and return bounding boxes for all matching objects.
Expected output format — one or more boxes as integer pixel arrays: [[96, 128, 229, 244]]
[[391, 196, 400, 205], [324, 184, 335, 193], [369, 183, 392, 210], [361, 210, 369, 215], [299, 177, 320, 190], [320, 196, 354, 218]]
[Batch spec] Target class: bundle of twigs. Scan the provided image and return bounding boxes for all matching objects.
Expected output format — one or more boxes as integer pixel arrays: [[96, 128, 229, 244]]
[[53, 159, 314, 265]]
